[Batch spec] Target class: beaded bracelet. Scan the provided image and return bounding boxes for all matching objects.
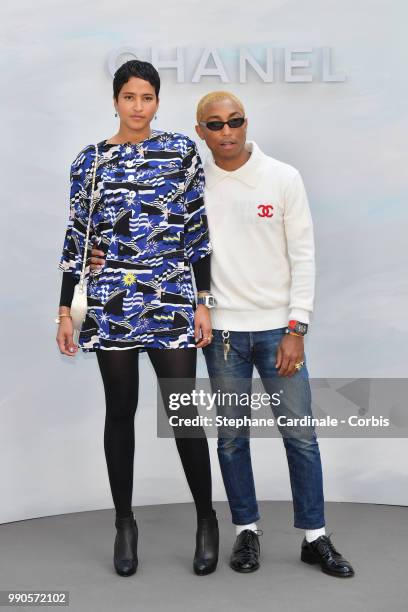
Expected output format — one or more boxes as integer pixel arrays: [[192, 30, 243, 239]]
[[285, 329, 304, 338]]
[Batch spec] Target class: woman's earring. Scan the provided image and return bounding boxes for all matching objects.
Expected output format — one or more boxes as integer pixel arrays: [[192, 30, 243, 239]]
[[115, 111, 118, 117], [154, 114, 157, 120]]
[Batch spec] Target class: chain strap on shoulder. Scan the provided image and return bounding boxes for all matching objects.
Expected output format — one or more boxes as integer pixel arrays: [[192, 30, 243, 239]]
[[79, 143, 99, 288]]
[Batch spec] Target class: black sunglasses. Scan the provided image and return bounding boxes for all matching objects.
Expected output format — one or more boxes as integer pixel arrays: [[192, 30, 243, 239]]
[[199, 117, 246, 131]]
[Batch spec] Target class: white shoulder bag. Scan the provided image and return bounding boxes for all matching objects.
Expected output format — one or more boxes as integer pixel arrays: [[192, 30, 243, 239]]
[[70, 143, 99, 344]]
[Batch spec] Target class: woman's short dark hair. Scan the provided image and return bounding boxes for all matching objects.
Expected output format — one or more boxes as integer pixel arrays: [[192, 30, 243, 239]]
[[113, 60, 160, 100]]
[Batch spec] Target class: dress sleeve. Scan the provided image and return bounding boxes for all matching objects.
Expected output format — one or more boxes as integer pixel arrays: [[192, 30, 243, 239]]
[[191, 253, 211, 292], [59, 271, 77, 307], [182, 141, 212, 265], [58, 146, 95, 279]]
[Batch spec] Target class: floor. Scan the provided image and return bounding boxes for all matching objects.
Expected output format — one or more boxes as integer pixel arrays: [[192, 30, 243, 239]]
[[0, 501, 407, 612]]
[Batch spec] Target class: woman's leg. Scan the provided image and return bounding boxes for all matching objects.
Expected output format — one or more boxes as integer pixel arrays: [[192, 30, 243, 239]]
[[147, 347, 214, 519], [96, 348, 139, 519]]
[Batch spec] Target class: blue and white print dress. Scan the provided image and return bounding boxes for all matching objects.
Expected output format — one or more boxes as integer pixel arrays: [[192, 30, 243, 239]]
[[58, 130, 212, 352]]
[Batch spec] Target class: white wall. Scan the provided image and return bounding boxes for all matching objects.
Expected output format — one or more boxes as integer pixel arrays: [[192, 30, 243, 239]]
[[1, 0, 407, 523]]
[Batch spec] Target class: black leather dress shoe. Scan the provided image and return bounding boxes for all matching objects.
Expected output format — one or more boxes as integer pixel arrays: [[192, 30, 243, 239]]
[[193, 513, 219, 575], [114, 513, 138, 577], [230, 529, 261, 573], [301, 534, 354, 577]]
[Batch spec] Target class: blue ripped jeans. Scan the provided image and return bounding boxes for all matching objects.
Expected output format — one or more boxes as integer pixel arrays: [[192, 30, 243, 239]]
[[203, 328, 325, 529]]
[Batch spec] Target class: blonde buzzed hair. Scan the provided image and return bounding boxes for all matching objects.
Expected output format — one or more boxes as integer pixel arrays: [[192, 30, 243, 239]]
[[196, 91, 245, 123]]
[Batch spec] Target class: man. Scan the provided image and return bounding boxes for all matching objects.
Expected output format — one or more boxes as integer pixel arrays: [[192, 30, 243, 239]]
[[89, 91, 354, 578]]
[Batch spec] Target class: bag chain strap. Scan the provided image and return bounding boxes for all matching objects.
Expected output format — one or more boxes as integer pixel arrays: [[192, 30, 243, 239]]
[[79, 143, 99, 289]]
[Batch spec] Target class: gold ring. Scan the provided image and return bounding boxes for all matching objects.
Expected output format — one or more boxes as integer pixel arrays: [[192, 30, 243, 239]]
[[294, 361, 304, 371]]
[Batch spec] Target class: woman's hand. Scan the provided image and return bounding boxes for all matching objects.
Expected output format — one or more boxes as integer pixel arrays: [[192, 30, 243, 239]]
[[56, 317, 78, 356], [194, 305, 213, 349]]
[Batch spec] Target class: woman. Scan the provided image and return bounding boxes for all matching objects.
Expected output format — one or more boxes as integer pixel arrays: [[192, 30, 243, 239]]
[[55, 60, 218, 577]]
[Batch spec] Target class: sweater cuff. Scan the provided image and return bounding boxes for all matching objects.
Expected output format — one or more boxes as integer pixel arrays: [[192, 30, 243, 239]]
[[288, 308, 311, 325]]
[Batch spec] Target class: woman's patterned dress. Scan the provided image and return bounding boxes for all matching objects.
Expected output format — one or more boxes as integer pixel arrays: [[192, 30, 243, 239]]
[[58, 130, 212, 352]]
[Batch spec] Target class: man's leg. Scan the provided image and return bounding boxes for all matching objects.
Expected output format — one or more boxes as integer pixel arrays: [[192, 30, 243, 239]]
[[253, 328, 325, 530], [203, 329, 262, 572], [253, 328, 354, 577], [203, 330, 258, 526]]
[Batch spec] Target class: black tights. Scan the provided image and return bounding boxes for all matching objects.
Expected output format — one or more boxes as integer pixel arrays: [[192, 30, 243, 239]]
[[96, 347, 214, 520]]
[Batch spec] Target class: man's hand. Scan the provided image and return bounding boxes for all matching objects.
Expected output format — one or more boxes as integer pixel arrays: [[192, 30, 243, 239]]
[[194, 305, 213, 349], [89, 247, 106, 271], [275, 334, 304, 377]]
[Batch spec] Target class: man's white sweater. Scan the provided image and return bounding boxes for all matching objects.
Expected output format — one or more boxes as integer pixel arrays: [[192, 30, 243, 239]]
[[203, 141, 315, 331]]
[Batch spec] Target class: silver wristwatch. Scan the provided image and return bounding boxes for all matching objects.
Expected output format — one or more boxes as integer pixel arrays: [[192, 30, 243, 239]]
[[197, 294, 216, 309]]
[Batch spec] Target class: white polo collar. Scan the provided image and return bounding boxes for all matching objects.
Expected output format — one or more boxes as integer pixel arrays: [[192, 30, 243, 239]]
[[204, 141, 265, 189]]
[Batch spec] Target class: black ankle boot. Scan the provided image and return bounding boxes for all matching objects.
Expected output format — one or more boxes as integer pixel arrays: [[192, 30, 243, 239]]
[[114, 513, 138, 577], [193, 512, 219, 576]]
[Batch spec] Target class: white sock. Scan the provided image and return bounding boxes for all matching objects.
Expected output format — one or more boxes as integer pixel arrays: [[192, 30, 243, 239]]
[[305, 527, 326, 543], [236, 523, 258, 536]]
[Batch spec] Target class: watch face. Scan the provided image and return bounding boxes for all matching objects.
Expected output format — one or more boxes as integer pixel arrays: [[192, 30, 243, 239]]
[[198, 295, 216, 307], [296, 322, 308, 334]]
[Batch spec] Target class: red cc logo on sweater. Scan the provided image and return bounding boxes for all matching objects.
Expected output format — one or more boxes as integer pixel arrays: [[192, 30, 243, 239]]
[[257, 204, 274, 218]]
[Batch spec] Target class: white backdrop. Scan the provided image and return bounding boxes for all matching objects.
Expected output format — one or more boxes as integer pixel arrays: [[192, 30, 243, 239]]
[[1, 0, 407, 523]]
